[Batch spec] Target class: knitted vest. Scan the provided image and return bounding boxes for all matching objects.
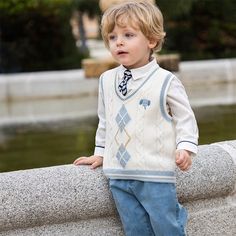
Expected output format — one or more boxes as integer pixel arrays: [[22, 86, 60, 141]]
[[101, 66, 176, 183]]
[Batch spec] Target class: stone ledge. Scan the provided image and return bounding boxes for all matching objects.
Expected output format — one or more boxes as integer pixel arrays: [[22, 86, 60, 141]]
[[82, 58, 119, 78], [179, 58, 236, 85], [0, 140, 235, 235], [0, 217, 123, 236], [82, 54, 180, 78], [0, 59, 235, 103], [0, 69, 99, 102], [156, 53, 180, 72]]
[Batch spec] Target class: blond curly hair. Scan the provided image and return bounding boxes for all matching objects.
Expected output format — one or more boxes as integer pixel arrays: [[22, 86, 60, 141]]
[[101, 1, 166, 52]]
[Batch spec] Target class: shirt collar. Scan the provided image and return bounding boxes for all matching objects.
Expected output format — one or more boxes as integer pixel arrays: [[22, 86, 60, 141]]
[[118, 58, 159, 80]]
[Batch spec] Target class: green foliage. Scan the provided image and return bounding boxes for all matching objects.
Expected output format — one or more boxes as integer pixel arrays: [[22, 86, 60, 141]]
[[1, 0, 235, 73], [157, 0, 196, 19], [0, 0, 70, 14], [0, 0, 85, 73], [157, 0, 236, 60], [73, 0, 101, 17]]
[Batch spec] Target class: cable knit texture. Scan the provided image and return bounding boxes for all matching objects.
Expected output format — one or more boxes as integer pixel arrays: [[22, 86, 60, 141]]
[[101, 66, 177, 183]]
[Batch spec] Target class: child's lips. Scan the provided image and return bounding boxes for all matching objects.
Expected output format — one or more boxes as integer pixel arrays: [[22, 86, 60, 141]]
[[117, 50, 128, 55]]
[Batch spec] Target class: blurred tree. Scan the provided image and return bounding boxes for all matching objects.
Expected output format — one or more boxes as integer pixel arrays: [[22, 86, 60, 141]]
[[0, 0, 84, 73], [1, 0, 235, 73], [157, 0, 236, 60], [157, 0, 195, 18], [72, 0, 101, 54], [73, 0, 101, 17], [190, 0, 236, 59]]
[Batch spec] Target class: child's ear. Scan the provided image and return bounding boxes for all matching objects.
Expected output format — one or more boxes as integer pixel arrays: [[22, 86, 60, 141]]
[[148, 38, 158, 49]]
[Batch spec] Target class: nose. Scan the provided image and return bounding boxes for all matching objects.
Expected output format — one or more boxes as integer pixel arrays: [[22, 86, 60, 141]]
[[116, 36, 124, 46]]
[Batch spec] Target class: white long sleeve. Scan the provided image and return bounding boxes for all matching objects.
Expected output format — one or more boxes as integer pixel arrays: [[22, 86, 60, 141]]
[[94, 60, 198, 156], [94, 77, 106, 157], [167, 77, 198, 154]]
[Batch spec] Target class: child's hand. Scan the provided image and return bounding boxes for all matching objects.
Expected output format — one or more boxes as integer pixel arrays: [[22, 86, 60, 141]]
[[175, 149, 192, 171], [73, 155, 103, 169]]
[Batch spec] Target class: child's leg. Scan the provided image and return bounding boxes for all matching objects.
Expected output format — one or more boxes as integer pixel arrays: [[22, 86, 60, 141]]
[[109, 179, 155, 236], [133, 181, 187, 236]]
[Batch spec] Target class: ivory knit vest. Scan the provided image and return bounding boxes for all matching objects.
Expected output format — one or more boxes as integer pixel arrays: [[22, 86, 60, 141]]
[[101, 65, 177, 183]]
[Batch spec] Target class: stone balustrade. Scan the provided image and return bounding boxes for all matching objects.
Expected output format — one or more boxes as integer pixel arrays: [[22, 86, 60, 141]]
[[0, 140, 235, 235], [82, 54, 180, 78], [0, 59, 235, 103]]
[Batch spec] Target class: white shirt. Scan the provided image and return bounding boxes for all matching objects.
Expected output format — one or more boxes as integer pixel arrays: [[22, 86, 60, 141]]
[[94, 59, 198, 157]]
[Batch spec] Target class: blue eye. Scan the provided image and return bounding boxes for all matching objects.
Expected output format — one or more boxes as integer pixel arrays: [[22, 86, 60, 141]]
[[125, 33, 134, 38], [108, 35, 116, 41]]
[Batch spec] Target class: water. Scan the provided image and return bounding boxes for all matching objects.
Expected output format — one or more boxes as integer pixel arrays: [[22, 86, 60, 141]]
[[193, 104, 236, 144], [0, 104, 235, 173], [0, 118, 97, 172]]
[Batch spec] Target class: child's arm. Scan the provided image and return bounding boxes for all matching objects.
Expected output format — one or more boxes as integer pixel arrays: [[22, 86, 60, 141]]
[[94, 75, 106, 157], [73, 155, 103, 169], [73, 75, 106, 170], [175, 149, 192, 171], [167, 77, 198, 170]]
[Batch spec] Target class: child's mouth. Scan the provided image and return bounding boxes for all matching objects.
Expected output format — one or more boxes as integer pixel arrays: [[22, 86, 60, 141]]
[[117, 51, 128, 55]]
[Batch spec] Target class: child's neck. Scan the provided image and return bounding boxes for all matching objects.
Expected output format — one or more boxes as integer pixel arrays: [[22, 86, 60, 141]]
[[123, 56, 154, 70]]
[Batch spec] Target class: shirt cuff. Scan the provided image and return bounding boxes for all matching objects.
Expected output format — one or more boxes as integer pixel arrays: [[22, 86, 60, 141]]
[[177, 141, 198, 155], [94, 146, 105, 157]]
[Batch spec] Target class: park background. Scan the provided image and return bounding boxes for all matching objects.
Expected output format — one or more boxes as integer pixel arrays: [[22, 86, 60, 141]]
[[0, 1, 236, 235], [0, 0, 235, 172], [0, 0, 236, 73]]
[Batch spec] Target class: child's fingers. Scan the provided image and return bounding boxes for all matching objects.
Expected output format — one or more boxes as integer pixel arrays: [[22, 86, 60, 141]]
[[179, 162, 190, 171], [73, 156, 103, 168], [73, 156, 83, 165], [73, 157, 83, 165], [178, 162, 188, 170], [175, 151, 184, 164], [90, 160, 102, 169], [175, 150, 192, 171], [73, 156, 92, 165]]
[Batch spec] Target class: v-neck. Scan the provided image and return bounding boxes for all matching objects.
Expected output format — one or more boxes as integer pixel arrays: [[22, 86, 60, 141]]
[[114, 67, 159, 101]]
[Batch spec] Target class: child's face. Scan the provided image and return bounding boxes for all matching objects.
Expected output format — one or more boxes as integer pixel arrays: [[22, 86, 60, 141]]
[[107, 25, 156, 69]]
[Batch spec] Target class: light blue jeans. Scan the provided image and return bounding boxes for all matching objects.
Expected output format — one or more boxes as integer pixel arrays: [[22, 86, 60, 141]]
[[109, 179, 187, 236]]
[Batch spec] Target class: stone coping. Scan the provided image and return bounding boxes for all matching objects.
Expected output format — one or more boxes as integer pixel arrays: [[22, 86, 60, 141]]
[[82, 54, 180, 78], [0, 140, 235, 235], [0, 58, 235, 102]]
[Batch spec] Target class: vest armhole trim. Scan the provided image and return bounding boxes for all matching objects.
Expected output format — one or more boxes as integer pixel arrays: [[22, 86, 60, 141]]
[[160, 74, 173, 122]]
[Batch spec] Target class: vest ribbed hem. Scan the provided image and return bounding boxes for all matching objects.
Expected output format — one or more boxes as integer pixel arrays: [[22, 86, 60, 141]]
[[103, 169, 176, 183]]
